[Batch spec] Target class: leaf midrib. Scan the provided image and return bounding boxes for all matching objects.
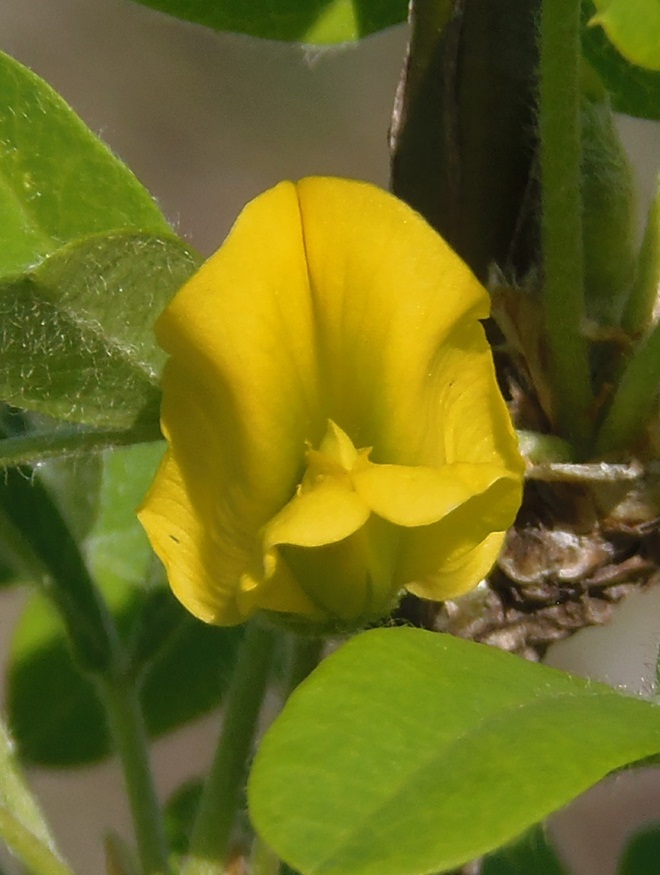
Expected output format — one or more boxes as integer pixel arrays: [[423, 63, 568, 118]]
[[304, 687, 658, 874]]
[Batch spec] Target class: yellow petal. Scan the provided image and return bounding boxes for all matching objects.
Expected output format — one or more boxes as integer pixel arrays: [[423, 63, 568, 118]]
[[138, 451, 246, 625], [296, 177, 491, 467], [394, 475, 522, 599], [406, 531, 507, 602], [158, 180, 323, 515], [139, 177, 524, 627], [431, 322, 525, 474], [352, 461, 512, 527], [263, 477, 370, 551], [273, 515, 400, 623]]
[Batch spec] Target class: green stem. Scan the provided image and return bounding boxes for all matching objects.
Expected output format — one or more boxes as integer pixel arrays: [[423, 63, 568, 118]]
[[182, 621, 278, 875], [248, 634, 324, 875], [0, 423, 162, 469], [99, 675, 170, 875], [539, 0, 593, 452], [595, 320, 660, 454], [0, 807, 74, 875], [282, 634, 324, 700], [621, 174, 660, 336]]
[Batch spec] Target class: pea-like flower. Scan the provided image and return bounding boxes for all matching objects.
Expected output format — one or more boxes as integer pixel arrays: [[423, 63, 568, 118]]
[[138, 178, 523, 629]]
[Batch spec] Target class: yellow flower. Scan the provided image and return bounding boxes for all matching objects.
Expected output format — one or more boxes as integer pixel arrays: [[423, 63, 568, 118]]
[[138, 178, 523, 629]]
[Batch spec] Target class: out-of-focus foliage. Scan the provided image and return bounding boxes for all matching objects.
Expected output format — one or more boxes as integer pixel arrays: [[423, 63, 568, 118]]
[[130, 0, 407, 43]]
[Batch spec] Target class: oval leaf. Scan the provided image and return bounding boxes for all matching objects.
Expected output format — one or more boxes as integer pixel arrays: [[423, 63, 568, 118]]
[[590, 0, 660, 71], [130, 0, 407, 43], [249, 627, 660, 875], [0, 50, 170, 276], [0, 232, 199, 428]]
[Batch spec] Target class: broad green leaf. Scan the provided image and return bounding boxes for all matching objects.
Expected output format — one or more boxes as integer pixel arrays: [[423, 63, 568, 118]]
[[130, 0, 407, 43], [249, 627, 660, 875], [0, 50, 170, 277], [618, 822, 660, 875], [481, 824, 569, 875], [590, 0, 660, 71], [581, 1, 660, 120], [0, 231, 199, 429]]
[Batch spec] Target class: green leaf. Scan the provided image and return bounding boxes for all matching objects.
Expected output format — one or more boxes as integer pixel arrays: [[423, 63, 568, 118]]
[[7, 593, 114, 765], [0, 50, 170, 277], [590, 0, 660, 71], [581, 1, 660, 120], [249, 627, 660, 875], [129, 0, 407, 43], [0, 232, 200, 429], [164, 780, 203, 857], [8, 591, 243, 765], [140, 613, 243, 743], [4, 442, 147, 763], [0, 462, 116, 674], [84, 442, 164, 592], [7, 443, 243, 765], [481, 824, 569, 875], [618, 822, 660, 875]]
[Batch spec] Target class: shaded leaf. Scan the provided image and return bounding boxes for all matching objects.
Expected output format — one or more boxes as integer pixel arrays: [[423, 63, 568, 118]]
[[249, 627, 660, 875], [0, 232, 200, 429], [8, 591, 243, 765], [482, 824, 569, 875], [130, 0, 407, 43], [164, 780, 203, 856], [84, 442, 164, 592], [7, 442, 243, 765], [0, 464, 116, 674], [7, 594, 114, 764], [618, 822, 660, 875], [0, 50, 169, 277], [581, 1, 660, 120]]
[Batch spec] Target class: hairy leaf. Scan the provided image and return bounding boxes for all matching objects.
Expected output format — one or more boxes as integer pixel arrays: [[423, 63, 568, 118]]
[[0, 232, 199, 429], [0, 50, 169, 277]]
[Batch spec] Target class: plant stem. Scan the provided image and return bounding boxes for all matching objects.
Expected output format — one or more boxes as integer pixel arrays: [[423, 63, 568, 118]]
[[282, 634, 325, 700], [538, 0, 593, 452], [595, 320, 660, 454], [99, 675, 170, 875], [0, 807, 74, 875], [621, 175, 660, 336], [0, 423, 162, 469], [182, 621, 278, 875]]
